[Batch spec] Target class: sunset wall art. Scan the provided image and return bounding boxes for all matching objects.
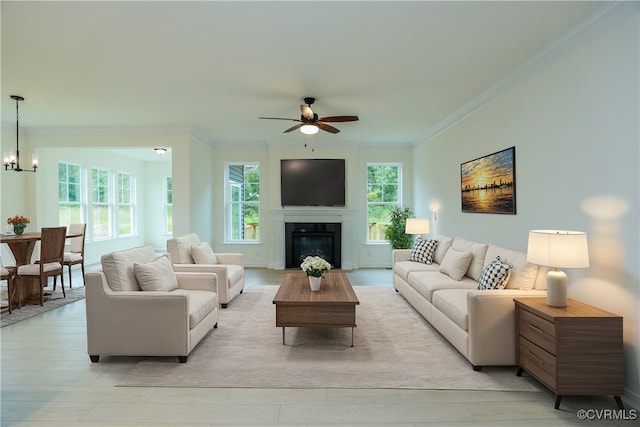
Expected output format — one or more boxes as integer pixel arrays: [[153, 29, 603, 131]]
[[460, 147, 516, 214]]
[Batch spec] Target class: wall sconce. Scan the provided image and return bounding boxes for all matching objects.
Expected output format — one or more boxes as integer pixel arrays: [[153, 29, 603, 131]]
[[527, 230, 590, 307], [429, 201, 441, 221], [4, 95, 37, 173], [405, 218, 430, 239]]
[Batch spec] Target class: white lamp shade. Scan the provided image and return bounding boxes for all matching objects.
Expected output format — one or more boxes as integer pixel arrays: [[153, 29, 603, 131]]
[[300, 124, 319, 135], [405, 218, 430, 235], [527, 230, 590, 268]]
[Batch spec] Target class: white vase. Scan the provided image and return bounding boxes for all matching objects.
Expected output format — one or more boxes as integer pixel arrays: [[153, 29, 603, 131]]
[[309, 276, 322, 291]]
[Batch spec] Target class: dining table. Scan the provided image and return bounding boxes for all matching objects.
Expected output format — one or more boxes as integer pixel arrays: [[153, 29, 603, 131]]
[[1, 230, 81, 308]]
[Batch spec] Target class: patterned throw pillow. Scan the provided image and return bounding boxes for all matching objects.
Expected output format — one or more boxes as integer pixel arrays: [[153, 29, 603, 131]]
[[477, 256, 513, 290], [408, 239, 439, 264]]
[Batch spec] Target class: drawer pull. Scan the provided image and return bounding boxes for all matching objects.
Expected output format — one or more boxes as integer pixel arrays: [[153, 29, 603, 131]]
[[528, 324, 545, 334], [527, 350, 545, 365]]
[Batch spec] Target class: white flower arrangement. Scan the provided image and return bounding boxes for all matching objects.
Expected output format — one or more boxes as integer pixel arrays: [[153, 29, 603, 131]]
[[300, 255, 332, 278]]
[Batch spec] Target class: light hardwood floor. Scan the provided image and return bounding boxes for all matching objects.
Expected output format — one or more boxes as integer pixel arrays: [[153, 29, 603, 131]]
[[1, 267, 636, 426]]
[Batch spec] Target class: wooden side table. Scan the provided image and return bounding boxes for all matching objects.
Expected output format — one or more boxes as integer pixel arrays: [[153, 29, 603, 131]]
[[514, 297, 624, 410]]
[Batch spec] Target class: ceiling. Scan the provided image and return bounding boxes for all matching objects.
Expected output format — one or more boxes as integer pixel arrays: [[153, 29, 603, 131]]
[[2, 1, 606, 148]]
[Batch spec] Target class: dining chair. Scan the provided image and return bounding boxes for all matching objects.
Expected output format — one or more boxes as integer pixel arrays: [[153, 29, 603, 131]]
[[1, 257, 16, 313], [62, 223, 86, 288], [16, 227, 67, 306]]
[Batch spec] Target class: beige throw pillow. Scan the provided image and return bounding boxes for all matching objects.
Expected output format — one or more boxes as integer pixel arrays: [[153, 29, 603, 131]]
[[134, 255, 178, 292], [191, 242, 217, 264], [439, 248, 473, 281]]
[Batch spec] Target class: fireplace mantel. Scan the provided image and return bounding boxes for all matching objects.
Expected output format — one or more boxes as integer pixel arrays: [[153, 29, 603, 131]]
[[269, 208, 354, 270]]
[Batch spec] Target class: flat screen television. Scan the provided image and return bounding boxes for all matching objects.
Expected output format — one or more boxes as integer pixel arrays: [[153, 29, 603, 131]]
[[281, 159, 345, 207]]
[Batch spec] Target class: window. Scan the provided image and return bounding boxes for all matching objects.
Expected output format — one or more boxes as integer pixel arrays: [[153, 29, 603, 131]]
[[226, 163, 260, 242], [117, 172, 135, 236], [58, 162, 84, 225], [165, 176, 173, 234], [91, 168, 112, 239], [367, 163, 401, 242]]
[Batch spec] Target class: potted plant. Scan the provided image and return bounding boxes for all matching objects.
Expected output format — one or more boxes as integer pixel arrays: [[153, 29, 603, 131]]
[[385, 207, 414, 249], [7, 215, 30, 235], [300, 255, 332, 291]]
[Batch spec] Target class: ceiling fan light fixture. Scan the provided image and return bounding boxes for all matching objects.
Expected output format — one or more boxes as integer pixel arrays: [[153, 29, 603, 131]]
[[300, 124, 319, 135]]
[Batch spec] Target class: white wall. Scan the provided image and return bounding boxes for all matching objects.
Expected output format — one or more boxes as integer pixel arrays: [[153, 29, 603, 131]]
[[1, 129, 183, 264], [211, 145, 269, 266], [144, 160, 172, 251], [211, 142, 413, 268], [413, 3, 639, 407]]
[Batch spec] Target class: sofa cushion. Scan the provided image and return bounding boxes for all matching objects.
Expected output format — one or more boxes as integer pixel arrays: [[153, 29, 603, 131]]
[[172, 289, 219, 329], [191, 242, 217, 264], [101, 245, 157, 291], [432, 289, 470, 331], [408, 238, 438, 264], [134, 255, 179, 292], [407, 270, 477, 302], [439, 248, 473, 281], [484, 245, 538, 290], [533, 267, 548, 290], [477, 256, 512, 290], [433, 236, 453, 265], [174, 233, 200, 264], [395, 261, 440, 281], [451, 238, 489, 281]]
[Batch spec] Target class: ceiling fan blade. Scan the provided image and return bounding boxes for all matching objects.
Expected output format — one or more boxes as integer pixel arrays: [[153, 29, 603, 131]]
[[259, 117, 301, 122], [316, 122, 340, 134], [318, 115, 359, 123], [300, 105, 314, 120], [283, 123, 304, 133]]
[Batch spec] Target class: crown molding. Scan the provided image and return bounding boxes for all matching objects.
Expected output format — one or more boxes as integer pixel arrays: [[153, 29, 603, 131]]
[[418, 1, 623, 145], [25, 126, 194, 138]]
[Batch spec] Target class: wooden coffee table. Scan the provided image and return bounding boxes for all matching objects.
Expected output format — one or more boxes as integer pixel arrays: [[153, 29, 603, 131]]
[[273, 270, 359, 346]]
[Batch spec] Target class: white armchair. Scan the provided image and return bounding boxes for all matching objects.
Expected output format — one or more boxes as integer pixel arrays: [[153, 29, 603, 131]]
[[167, 234, 244, 308], [85, 245, 219, 363]]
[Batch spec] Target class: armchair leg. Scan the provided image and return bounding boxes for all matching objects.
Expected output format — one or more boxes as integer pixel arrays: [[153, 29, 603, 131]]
[[221, 303, 228, 309], [178, 356, 188, 363], [89, 355, 100, 363]]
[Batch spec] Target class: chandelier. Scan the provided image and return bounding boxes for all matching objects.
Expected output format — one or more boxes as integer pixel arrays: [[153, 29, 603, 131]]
[[4, 95, 38, 172]]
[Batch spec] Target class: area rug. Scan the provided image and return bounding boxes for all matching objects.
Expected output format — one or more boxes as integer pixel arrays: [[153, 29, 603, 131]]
[[1, 286, 85, 328], [118, 285, 538, 391]]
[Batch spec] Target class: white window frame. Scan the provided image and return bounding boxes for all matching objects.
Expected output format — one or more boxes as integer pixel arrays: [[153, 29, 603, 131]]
[[91, 167, 113, 240], [58, 162, 86, 226], [224, 162, 260, 243], [164, 176, 173, 234], [117, 172, 136, 237], [366, 162, 402, 243]]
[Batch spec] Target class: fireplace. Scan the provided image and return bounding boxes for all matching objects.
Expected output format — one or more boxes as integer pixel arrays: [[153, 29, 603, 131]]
[[285, 222, 341, 269]]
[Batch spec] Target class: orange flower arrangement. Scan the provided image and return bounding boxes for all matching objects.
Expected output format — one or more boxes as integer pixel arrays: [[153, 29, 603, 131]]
[[7, 215, 30, 235], [7, 215, 30, 225]]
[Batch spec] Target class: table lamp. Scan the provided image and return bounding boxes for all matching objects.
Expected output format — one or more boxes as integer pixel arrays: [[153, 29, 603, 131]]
[[526, 230, 590, 307], [405, 218, 430, 239]]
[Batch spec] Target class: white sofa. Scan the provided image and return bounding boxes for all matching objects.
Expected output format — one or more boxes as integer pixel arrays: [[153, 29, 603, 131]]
[[393, 236, 547, 370], [167, 233, 244, 308], [85, 245, 220, 363]]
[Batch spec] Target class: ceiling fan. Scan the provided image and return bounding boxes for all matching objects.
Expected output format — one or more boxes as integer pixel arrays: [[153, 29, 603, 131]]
[[259, 97, 359, 134]]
